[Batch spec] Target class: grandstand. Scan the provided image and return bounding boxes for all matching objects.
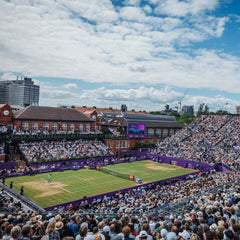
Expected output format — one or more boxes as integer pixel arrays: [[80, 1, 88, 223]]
[[153, 114, 240, 171], [0, 114, 239, 240]]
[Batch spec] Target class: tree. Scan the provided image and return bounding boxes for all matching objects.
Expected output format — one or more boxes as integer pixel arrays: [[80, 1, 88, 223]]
[[197, 103, 204, 117], [204, 105, 209, 114], [121, 104, 127, 112], [169, 111, 180, 120], [165, 104, 170, 115], [165, 104, 170, 111], [216, 110, 229, 114], [179, 113, 196, 124], [150, 111, 161, 115]]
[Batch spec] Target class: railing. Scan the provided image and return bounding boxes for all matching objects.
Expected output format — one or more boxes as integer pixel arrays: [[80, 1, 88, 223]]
[[0, 182, 47, 215], [0, 132, 104, 143]]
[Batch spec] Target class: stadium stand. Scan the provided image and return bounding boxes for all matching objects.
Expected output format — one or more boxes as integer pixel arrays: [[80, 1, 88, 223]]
[[0, 171, 239, 240], [19, 139, 114, 163], [0, 114, 239, 240], [152, 115, 240, 171]]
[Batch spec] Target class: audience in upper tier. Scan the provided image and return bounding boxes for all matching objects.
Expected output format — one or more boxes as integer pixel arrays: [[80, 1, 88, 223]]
[[152, 115, 240, 171], [19, 140, 114, 163], [12, 129, 102, 135]]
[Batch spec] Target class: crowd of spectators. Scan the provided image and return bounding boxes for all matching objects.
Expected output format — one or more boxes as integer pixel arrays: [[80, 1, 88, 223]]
[[12, 129, 102, 136], [152, 115, 240, 171], [19, 140, 114, 163], [0, 114, 240, 239], [0, 170, 239, 240]]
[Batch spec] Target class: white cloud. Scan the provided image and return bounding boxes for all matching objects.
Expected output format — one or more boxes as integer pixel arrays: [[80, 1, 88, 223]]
[[143, 5, 152, 14], [120, 7, 146, 22], [0, 72, 18, 81], [234, 14, 240, 22], [0, 0, 239, 111], [193, 16, 229, 38], [124, 0, 141, 7], [62, 83, 78, 89], [128, 63, 146, 72], [37, 80, 239, 113], [154, 0, 219, 17], [77, 86, 238, 113]]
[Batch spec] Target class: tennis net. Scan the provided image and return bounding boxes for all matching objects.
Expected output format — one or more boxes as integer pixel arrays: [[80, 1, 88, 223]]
[[96, 166, 134, 181]]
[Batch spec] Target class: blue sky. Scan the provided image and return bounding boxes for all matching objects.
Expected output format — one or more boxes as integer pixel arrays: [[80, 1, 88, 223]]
[[0, 0, 240, 113]]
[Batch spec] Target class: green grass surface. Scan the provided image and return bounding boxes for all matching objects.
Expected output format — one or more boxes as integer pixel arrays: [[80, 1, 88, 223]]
[[5, 160, 196, 208]]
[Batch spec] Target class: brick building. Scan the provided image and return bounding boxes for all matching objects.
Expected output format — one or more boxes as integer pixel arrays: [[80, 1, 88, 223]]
[[12, 106, 95, 133], [0, 104, 13, 131], [0, 104, 13, 161], [0, 105, 184, 156]]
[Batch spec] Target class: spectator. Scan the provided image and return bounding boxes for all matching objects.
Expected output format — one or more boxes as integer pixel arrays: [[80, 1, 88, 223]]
[[103, 226, 111, 240], [122, 226, 134, 240], [55, 221, 64, 239], [67, 217, 79, 237], [2, 224, 13, 240], [10, 226, 21, 240], [95, 233, 102, 240], [19, 225, 32, 240], [44, 221, 60, 240], [75, 223, 94, 240]]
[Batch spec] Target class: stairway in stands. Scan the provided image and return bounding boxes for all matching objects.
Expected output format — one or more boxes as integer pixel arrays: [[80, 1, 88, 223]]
[[16, 159, 27, 170]]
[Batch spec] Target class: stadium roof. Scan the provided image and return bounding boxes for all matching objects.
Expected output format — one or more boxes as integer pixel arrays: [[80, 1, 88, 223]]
[[99, 112, 184, 128], [122, 113, 177, 122], [76, 106, 149, 115], [98, 112, 120, 119], [13, 106, 94, 122], [0, 103, 9, 109]]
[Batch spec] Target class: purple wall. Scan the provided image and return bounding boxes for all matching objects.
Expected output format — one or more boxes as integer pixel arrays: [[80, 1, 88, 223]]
[[214, 164, 231, 173], [0, 161, 16, 171], [148, 154, 214, 172]]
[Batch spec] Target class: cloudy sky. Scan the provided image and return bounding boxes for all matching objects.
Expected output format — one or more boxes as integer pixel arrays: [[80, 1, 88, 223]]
[[0, 0, 240, 113]]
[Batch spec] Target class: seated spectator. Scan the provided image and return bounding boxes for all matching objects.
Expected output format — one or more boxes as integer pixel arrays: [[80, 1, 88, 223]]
[[44, 221, 60, 240], [10, 226, 21, 240], [122, 226, 134, 240]]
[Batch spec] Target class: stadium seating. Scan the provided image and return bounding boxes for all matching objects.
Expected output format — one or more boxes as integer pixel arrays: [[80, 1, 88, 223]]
[[153, 115, 240, 171], [0, 114, 239, 240]]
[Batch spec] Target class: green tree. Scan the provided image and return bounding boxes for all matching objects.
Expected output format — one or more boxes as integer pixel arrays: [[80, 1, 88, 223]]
[[204, 105, 209, 114], [150, 111, 161, 115], [121, 104, 127, 112], [216, 110, 229, 114], [169, 111, 180, 120], [179, 113, 196, 124], [197, 103, 204, 117]]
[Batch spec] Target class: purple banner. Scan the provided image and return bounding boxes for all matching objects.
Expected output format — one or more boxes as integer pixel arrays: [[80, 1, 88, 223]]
[[0, 161, 16, 171]]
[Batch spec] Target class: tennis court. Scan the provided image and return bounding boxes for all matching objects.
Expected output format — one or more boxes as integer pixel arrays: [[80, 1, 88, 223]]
[[5, 160, 196, 208]]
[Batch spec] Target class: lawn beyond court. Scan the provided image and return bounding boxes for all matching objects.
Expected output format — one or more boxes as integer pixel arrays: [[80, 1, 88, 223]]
[[5, 160, 196, 208]]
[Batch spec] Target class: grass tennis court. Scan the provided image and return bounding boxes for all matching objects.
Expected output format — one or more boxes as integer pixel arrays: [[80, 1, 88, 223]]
[[5, 160, 196, 208]]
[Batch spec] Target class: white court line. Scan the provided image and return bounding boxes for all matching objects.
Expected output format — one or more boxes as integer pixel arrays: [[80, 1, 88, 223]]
[[40, 178, 72, 193], [75, 176, 96, 184]]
